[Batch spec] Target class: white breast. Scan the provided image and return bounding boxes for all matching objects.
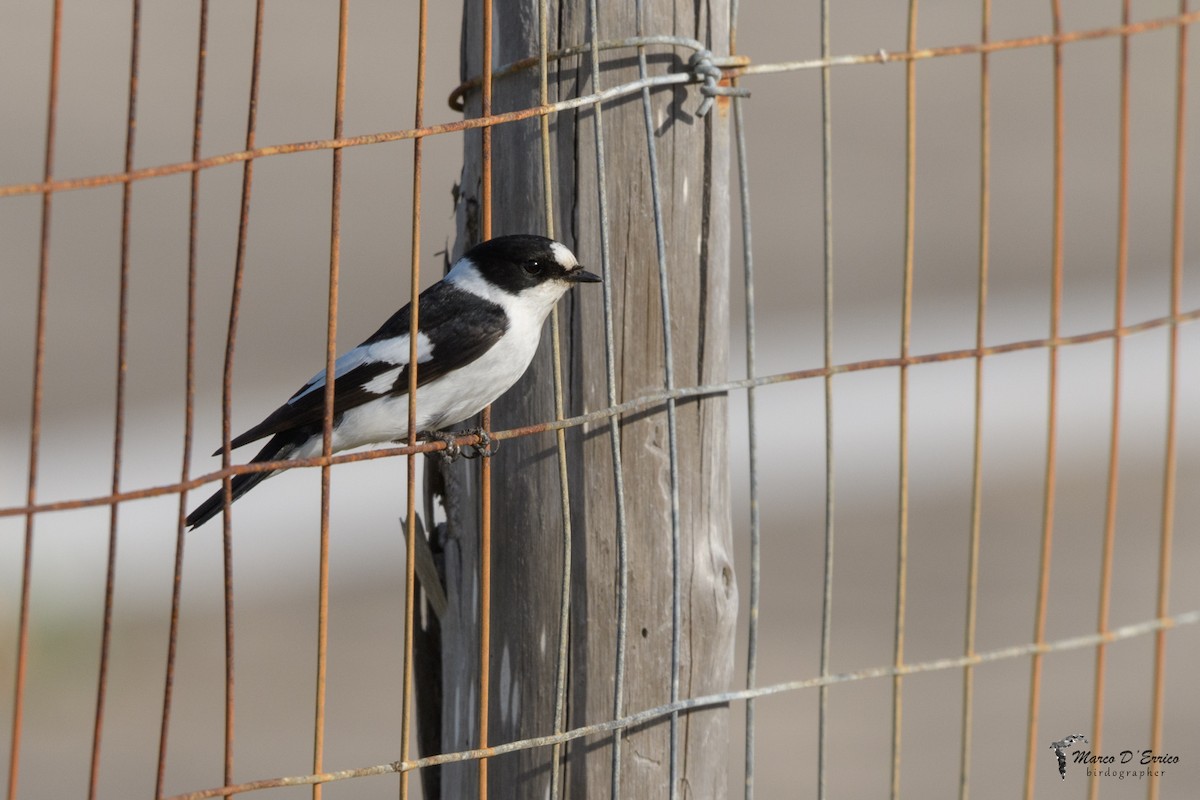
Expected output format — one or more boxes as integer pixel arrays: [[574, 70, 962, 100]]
[[313, 320, 540, 453], [292, 259, 568, 457]]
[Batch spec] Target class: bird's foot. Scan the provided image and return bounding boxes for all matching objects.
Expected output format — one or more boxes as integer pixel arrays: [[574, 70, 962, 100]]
[[417, 430, 463, 464], [417, 428, 497, 463], [459, 428, 498, 459]]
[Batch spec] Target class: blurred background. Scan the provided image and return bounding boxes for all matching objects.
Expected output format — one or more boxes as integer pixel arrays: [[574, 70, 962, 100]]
[[2, 0, 1198, 797]]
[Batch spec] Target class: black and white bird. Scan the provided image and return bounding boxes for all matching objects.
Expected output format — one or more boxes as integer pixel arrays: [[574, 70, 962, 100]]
[[186, 234, 600, 529]]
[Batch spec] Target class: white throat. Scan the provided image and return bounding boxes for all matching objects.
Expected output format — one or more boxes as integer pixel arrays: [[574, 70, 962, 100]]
[[446, 257, 567, 321]]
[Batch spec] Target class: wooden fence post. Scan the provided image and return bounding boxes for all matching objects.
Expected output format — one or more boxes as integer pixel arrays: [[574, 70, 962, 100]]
[[420, 2, 736, 797]]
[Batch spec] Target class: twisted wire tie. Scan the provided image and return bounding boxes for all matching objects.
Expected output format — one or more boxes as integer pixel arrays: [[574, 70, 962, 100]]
[[449, 35, 751, 117], [689, 49, 750, 116]]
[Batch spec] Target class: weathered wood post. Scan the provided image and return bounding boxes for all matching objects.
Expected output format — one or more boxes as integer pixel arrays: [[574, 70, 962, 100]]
[[419, 1, 736, 797]]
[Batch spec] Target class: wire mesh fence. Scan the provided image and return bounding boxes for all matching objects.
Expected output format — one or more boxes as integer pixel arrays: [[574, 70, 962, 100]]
[[2, 1, 1198, 798]]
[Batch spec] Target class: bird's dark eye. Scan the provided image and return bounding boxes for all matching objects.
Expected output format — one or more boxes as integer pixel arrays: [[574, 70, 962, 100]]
[[523, 260, 543, 275]]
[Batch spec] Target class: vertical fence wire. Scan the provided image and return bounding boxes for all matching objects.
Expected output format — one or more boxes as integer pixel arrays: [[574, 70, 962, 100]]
[[477, 1, 495, 795], [156, 1, 210, 795], [730, 0, 762, 795], [892, 2, 920, 797], [536, 1, 578, 796], [219, 1, 267, 787], [573, 4, 631, 799], [5, 9, 1200, 800], [816, 0, 837, 795], [5, 2, 63, 798], [232, 3, 267, 785], [959, 3, 990, 798], [734, 93, 760, 800], [1024, 1, 1066, 796], [399, 2, 429, 799], [89, 3, 141, 797], [313, 4, 352, 798], [1149, 4, 1189, 800], [1089, 5, 1133, 796], [628, 5, 685, 798]]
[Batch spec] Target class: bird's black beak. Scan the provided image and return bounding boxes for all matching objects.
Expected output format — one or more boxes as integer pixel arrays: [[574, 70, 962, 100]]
[[567, 268, 602, 283]]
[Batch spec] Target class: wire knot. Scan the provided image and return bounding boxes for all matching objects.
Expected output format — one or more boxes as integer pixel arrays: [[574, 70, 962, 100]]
[[688, 49, 750, 116]]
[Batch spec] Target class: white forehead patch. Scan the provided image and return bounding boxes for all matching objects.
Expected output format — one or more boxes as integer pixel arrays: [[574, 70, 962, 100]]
[[549, 241, 578, 269]]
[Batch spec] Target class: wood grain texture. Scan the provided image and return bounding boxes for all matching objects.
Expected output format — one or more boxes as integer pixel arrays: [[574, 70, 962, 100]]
[[423, 2, 735, 797]]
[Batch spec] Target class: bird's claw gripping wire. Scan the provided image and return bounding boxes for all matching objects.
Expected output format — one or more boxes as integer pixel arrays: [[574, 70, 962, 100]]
[[419, 428, 497, 463], [419, 430, 463, 464], [460, 428, 498, 460], [688, 49, 750, 117]]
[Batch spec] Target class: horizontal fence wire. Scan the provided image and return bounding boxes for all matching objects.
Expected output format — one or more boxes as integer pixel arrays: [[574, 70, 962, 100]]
[[2, 306, 1197, 522], [152, 609, 1200, 800], [3, 6, 1197, 800], [2, 10, 1197, 200]]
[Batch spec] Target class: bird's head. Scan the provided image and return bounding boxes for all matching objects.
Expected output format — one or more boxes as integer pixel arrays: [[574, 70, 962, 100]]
[[450, 235, 601, 313]]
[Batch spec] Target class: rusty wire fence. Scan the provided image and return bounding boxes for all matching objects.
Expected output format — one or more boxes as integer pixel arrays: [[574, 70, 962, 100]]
[[2, 1, 1199, 798]]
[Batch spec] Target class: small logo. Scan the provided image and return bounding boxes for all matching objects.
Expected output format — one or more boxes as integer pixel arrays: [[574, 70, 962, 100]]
[[1049, 734, 1089, 780]]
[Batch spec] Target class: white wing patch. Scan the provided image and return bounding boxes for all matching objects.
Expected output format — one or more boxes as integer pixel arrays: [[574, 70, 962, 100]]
[[361, 366, 404, 395], [288, 331, 433, 405]]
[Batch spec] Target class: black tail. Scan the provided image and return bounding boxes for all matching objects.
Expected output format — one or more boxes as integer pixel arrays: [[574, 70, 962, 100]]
[[186, 433, 299, 529]]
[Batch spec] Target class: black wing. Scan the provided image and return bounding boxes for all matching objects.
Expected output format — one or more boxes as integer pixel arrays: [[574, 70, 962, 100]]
[[220, 281, 507, 452]]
